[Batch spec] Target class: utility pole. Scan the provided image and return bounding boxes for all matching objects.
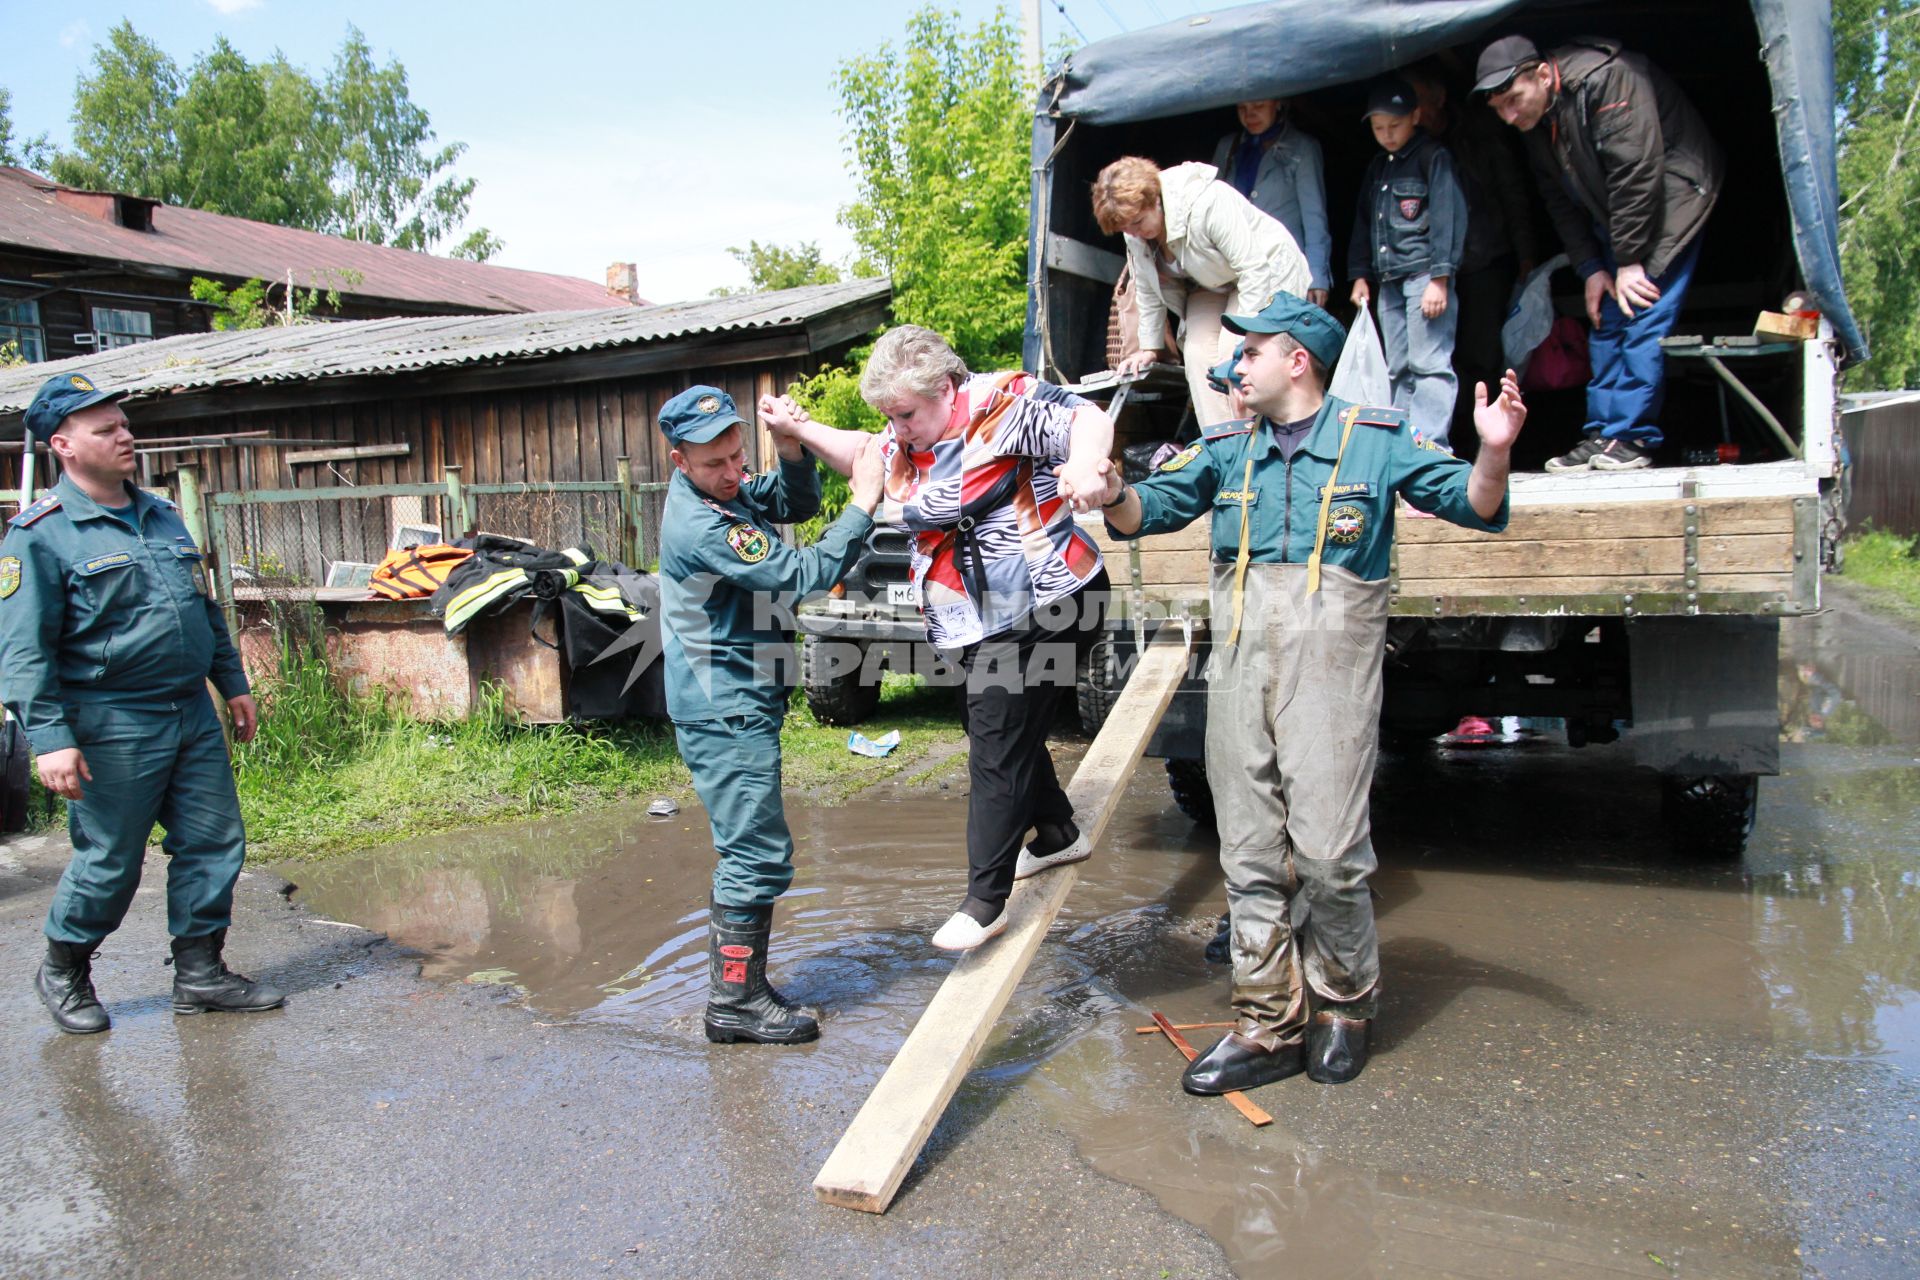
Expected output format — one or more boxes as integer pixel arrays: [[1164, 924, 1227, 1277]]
[[1021, 0, 1044, 84]]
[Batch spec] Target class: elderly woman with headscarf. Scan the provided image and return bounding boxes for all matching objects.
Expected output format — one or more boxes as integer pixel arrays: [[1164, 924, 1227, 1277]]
[[857, 325, 1115, 951], [1093, 156, 1311, 429]]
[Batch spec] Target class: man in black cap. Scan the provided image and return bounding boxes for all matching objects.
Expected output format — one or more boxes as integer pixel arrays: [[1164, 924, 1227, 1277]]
[[1475, 34, 1723, 472], [1, 372, 282, 1034], [1091, 294, 1527, 1093]]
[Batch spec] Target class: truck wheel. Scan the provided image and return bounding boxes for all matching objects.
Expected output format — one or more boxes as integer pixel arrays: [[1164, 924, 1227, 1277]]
[[1166, 758, 1216, 829], [801, 635, 881, 726], [1661, 774, 1758, 858], [1076, 640, 1124, 735], [0, 720, 28, 834]]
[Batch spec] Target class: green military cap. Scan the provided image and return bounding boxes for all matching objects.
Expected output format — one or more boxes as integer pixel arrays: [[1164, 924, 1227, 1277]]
[[659, 384, 748, 446], [1222, 292, 1347, 370], [23, 371, 128, 442], [1205, 343, 1246, 396]]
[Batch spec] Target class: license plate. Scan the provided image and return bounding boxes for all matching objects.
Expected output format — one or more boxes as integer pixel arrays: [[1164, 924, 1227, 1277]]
[[886, 582, 920, 607]]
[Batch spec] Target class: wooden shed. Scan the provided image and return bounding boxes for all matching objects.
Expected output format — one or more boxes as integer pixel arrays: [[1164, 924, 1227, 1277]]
[[0, 277, 892, 568]]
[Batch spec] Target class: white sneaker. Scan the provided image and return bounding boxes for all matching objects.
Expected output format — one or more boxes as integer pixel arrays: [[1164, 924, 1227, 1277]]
[[1014, 832, 1092, 880], [931, 909, 1008, 951]]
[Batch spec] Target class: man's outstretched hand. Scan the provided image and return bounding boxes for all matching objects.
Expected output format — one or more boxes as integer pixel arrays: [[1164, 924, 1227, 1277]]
[[1472, 368, 1527, 453]]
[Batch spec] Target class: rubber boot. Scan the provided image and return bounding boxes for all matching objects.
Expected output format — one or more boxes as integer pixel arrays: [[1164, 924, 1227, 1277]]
[[1204, 910, 1231, 964], [170, 929, 286, 1014], [36, 939, 110, 1034], [702, 901, 819, 1045]]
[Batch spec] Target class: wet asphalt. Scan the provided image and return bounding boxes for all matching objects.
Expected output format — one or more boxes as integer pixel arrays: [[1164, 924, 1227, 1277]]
[[1, 585, 1917, 1279]]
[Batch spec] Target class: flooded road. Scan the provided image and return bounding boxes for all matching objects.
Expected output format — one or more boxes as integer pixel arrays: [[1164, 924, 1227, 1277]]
[[281, 592, 1920, 1278]]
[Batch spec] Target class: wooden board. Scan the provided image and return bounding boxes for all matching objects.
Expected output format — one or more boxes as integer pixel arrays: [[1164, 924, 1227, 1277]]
[[812, 627, 1195, 1215]]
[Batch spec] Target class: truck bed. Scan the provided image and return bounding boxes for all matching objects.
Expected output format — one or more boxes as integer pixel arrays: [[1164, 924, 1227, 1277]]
[[1080, 462, 1820, 620]]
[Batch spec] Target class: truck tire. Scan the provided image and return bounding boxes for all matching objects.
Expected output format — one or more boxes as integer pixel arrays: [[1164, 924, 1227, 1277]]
[[801, 635, 880, 726], [0, 720, 28, 834], [1661, 774, 1758, 858], [1075, 640, 1123, 735], [1165, 758, 1216, 828]]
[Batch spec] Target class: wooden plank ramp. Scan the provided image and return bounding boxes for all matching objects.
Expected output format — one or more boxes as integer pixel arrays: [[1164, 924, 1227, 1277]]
[[812, 625, 1195, 1214]]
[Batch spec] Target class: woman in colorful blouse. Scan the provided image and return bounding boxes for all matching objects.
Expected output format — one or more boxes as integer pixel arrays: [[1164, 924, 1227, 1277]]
[[859, 326, 1115, 951]]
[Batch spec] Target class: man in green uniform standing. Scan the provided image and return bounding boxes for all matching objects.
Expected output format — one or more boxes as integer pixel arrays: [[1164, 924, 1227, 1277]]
[[1, 373, 283, 1034], [657, 385, 882, 1045], [1092, 295, 1525, 1092]]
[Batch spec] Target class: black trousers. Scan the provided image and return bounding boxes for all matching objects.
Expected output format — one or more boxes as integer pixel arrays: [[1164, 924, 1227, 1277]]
[[953, 574, 1109, 911], [1448, 256, 1518, 454]]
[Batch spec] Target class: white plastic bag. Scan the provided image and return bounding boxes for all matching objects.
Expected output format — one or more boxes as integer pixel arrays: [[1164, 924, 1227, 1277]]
[[1501, 253, 1570, 371], [1328, 304, 1392, 406]]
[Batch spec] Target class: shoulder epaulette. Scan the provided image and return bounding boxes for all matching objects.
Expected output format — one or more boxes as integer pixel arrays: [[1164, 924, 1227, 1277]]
[[9, 493, 61, 528], [1202, 418, 1254, 441], [1346, 404, 1406, 430]]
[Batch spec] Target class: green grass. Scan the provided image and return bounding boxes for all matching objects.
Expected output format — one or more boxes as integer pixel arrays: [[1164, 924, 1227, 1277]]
[[1836, 528, 1920, 622], [228, 641, 966, 861]]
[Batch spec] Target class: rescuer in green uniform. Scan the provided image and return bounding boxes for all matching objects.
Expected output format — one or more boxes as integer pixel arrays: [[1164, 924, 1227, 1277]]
[[657, 384, 883, 1045], [0, 372, 283, 1034], [1090, 294, 1526, 1092]]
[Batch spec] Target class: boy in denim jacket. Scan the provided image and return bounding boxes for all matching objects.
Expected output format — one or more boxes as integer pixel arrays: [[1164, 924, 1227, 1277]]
[[1347, 78, 1470, 448]]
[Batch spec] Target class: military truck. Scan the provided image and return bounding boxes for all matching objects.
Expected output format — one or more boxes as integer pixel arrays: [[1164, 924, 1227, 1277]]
[[800, 0, 1863, 855]]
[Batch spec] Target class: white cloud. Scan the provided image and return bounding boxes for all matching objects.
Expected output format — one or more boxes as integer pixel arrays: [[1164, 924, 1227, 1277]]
[[465, 107, 862, 304], [203, 0, 264, 14], [58, 20, 91, 48]]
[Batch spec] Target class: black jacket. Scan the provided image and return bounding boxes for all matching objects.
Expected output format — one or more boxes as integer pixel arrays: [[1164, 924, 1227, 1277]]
[[1347, 130, 1469, 284], [1525, 37, 1724, 279]]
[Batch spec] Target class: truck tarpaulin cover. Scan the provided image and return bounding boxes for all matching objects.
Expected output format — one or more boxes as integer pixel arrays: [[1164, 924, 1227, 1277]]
[[1039, 0, 1864, 362]]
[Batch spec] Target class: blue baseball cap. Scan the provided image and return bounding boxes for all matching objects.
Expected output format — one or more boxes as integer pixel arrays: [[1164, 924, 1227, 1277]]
[[1221, 293, 1347, 371], [23, 371, 128, 442], [658, 384, 748, 446], [1206, 343, 1245, 396]]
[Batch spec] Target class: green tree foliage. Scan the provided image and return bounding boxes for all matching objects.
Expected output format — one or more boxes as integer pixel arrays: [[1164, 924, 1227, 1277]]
[[189, 269, 360, 330], [1836, 0, 1920, 389], [0, 87, 55, 169], [52, 21, 497, 260], [836, 6, 1033, 370], [711, 240, 845, 296]]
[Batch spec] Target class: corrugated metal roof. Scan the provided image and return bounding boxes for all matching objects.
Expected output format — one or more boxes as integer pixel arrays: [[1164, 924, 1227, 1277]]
[[0, 277, 892, 414], [0, 167, 634, 314]]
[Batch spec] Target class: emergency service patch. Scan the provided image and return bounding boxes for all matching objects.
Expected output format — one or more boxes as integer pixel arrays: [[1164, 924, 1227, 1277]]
[[726, 523, 771, 563], [1328, 505, 1366, 545], [1412, 431, 1454, 455], [70, 375, 96, 392], [0, 556, 18, 599], [192, 564, 211, 596], [1158, 443, 1203, 473], [1317, 481, 1375, 501], [1216, 489, 1257, 504], [80, 551, 134, 574], [1398, 197, 1424, 221]]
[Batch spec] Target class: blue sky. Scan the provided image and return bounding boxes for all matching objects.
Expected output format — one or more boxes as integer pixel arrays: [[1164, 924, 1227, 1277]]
[[2, 0, 1246, 303]]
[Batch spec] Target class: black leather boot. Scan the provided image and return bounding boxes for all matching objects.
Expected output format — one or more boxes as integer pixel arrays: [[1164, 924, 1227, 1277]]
[[170, 930, 286, 1014], [1181, 1031, 1305, 1095], [702, 901, 819, 1045], [1204, 910, 1231, 964], [36, 939, 110, 1034], [1306, 1011, 1371, 1084]]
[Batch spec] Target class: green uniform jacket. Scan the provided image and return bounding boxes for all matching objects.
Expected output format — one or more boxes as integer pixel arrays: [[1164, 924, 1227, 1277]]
[[1120, 396, 1509, 577], [659, 455, 874, 722], [0, 475, 249, 755]]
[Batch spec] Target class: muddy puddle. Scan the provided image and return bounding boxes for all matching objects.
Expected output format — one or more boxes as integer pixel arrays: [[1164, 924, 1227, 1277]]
[[283, 604, 1918, 1276]]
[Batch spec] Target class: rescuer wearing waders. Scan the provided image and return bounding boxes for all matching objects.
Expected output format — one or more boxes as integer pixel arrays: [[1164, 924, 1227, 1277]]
[[657, 385, 884, 1044], [1091, 295, 1524, 1091], [0, 373, 283, 1034]]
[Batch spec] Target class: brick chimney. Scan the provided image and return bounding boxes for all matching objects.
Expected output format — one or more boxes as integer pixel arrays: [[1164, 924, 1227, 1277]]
[[605, 262, 641, 305]]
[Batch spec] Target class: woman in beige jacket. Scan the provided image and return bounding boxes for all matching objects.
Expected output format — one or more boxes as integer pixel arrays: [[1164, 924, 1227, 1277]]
[[1093, 157, 1312, 426]]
